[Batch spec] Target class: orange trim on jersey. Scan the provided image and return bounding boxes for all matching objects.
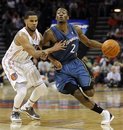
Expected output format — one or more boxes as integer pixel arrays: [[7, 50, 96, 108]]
[[2, 49, 22, 78], [8, 49, 22, 69]]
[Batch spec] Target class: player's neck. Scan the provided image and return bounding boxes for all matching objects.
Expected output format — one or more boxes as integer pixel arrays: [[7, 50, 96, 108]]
[[25, 27, 35, 36], [57, 23, 68, 33]]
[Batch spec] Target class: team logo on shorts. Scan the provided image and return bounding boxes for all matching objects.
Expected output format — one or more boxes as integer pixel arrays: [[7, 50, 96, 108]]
[[11, 73, 18, 81]]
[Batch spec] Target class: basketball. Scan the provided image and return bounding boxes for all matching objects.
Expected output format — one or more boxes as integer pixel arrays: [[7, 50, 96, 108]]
[[102, 39, 120, 58]]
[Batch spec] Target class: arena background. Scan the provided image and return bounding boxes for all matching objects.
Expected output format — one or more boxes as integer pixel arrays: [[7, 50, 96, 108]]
[[0, 1, 123, 130]]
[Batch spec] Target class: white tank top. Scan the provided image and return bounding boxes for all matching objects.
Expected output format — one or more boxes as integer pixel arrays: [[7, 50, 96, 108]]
[[3, 27, 41, 63]]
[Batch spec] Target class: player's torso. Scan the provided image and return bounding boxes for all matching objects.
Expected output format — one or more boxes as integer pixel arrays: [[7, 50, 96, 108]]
[[50, 24, 79, 64], [3, 27, 41, 63]]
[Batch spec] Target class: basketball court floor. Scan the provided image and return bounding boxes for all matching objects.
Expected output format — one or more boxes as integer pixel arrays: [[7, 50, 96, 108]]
[[0, 82, 123, 130]]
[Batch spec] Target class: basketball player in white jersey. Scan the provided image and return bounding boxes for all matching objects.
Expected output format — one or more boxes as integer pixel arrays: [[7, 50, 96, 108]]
[[2, 11, 66, 122]]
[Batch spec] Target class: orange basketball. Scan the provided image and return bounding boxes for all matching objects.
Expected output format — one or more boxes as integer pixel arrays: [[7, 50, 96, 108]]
[[102, 39, 120, 58]]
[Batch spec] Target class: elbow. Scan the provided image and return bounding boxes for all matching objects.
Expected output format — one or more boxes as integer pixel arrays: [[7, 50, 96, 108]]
[[86, 41, 92, 48]]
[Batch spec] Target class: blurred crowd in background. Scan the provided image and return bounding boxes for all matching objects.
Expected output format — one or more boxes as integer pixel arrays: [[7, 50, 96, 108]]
[[1, 0, 120, 48], [0, 0, 123, 88]]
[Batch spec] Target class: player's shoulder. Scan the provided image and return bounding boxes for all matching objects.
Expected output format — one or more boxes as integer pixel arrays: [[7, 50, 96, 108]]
[[14, 29, 28, 43], [68, 24, 80, 32], [12, 28, 28, 45], [73, 25, 83, 34], [44, 27, 54, 38], [16, 30, 27, 39], [73, 25, 81, 30], [17, 28, 27, 36], [45, 28, 52, 34]]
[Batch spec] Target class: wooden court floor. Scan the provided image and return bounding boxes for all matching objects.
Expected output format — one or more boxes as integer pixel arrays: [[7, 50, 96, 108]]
[[0, 83, 123, 130]]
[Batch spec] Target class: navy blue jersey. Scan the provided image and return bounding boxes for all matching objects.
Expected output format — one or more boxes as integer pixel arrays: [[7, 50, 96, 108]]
[[50, 24, 79, 64]]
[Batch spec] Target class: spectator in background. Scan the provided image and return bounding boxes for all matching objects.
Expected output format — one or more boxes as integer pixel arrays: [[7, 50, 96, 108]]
[[2, 16, 14, 49], [99, 55, 110, 74], [7, 0, 16, 9], [98, 2, 107, 16], [105, 66, 121, 87], [12, 12, 23, 30], [114, 25, 123, 40], [113, 61, 123, 87], [69, 1, 78, 18], [107, 14, 118, 29]]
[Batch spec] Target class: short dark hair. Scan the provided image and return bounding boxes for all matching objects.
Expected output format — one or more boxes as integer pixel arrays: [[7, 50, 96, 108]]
[[24, 11, 37, 19], [56, 8, 68, 15]]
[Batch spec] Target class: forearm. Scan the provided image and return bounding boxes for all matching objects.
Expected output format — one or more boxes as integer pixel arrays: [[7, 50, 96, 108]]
[[88, 40, 102, 49], [22, 45, 43, 59], [48, 55, 56, 62], [32, 50, 43, 59], [44, 46, 57, 54]]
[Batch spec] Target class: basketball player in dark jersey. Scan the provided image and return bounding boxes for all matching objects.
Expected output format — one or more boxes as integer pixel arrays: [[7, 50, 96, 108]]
[[43, 8, 114, 125]]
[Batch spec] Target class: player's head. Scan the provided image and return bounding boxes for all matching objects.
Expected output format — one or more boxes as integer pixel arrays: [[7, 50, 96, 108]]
[[24, 11, 38, 32], [56, 8, 69, 23]]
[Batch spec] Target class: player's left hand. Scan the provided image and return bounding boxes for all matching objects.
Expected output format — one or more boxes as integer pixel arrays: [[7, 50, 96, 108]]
[[48, 55, 62, 70], [53, 60, 62, 70]]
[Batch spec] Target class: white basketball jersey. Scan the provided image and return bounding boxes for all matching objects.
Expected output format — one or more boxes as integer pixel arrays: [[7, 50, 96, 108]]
[[3, 27, 41, 63], [2, 27, 43, 89]]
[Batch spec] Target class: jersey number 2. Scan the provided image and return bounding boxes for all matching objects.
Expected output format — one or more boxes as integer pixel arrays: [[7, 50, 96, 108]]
[[70, 44, 76, 53]]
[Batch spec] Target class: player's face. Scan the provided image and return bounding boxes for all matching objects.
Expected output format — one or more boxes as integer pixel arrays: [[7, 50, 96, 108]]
[[25, 15, 38, 32], [56, 9, 69, 23]]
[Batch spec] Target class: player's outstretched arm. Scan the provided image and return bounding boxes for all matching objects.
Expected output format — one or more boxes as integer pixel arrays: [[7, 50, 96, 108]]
[[15, 32, 47, 59], [44, 40, 66, 54], [75, 26, 102, 49], [40, 41, 66, 60], [15, 32, 65, 60]]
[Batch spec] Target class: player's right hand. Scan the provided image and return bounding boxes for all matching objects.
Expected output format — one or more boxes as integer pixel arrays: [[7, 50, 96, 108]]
[[40, 50, 48, 60]]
